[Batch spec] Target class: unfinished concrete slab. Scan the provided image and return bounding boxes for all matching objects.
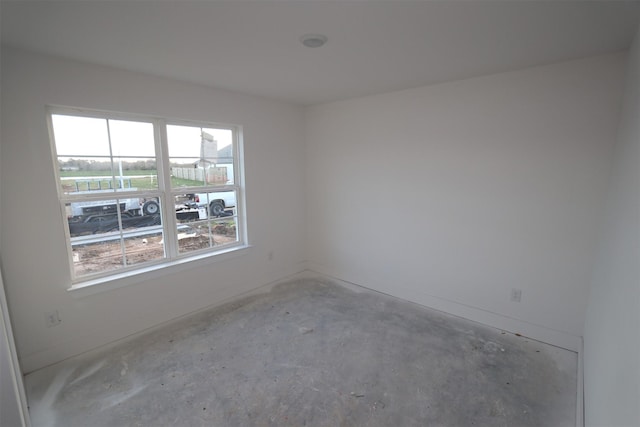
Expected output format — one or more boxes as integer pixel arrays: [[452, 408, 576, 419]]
[[25, 279, 577, 426]]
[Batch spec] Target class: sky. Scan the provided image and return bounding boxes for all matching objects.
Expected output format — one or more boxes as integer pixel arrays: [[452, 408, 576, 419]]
[[52, 114, 233, 161]]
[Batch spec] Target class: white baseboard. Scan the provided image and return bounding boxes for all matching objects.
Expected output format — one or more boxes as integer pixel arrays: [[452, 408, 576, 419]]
[[304, 266, 585, 427], [23, 265, 585, 426], [22, 265, 308, 374], [305, 265, 582, 353]]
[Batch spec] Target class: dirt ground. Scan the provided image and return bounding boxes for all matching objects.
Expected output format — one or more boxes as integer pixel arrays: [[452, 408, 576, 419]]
[[73, 225, 237, 277]]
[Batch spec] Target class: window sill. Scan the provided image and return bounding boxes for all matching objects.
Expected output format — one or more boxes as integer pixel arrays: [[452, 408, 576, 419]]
[[67, 245, 252, 298]]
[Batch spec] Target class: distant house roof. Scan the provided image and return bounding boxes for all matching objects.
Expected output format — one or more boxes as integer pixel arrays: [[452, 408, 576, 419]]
[[217, 145, 233, 164], [192, 145, 233, 168]]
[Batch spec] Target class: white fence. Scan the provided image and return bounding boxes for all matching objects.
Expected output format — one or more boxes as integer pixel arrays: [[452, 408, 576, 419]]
[[172, 166, 231, 184], [172, 167, 206, 182]]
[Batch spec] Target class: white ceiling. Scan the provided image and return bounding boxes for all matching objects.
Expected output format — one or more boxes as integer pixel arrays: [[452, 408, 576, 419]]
[[1, 1, 639, 106]]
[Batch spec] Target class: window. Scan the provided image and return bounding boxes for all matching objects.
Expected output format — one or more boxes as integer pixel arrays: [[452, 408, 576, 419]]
[[48, 108, 245, 283]]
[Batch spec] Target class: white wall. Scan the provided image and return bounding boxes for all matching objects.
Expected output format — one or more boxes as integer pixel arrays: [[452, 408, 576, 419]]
[[0, 43, 632, 390], [0, 314, 22, 427], [584, 28, 639, 427], [0, 47, 307, 373], [305, 54, 626, 350], [1, 272, 29, 427], [0, 28, 26, 426]]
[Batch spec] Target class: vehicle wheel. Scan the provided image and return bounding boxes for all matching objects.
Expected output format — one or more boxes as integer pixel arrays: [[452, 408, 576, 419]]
[[209, 200, 224, 217], [143, 200, 160, 215]]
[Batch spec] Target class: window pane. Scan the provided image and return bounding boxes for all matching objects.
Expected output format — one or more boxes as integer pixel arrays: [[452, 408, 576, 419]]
[[170, 157, 206, 187], [167, 125, 201, 157], [174, 193, 208, 254], [203, 127, 234, 186], [211, 218, 238, 244], [52, 115, 110, 156], [59, 157, 114, 194], [174, 193, 202, 221], [66, 197, 165, 278], [173, 193, 238, 255], [72, 239, 124, 277], [167, 125, 234, 187], [114, 157, 158, 190], [108, 120, 155, 157], [123, 232, 164, 267], [174, 217, 238, 255], [59, 157, 158, 194], [176, 219, 211, 254], [191, 190, 237, 218], [66, 197, 144, 225], [54, 117, 159, 194]]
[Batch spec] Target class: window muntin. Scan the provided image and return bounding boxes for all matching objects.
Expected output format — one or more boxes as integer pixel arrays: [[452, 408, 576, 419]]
[[49, 109, 244, 283]]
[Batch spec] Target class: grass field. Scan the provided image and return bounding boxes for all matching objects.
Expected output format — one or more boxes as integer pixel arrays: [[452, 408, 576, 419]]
[[60, 170, 205, 190], [60, 170, 153, 177]]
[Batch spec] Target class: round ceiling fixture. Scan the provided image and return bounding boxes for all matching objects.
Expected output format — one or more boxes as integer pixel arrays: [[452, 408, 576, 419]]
[[300, 34, 328, 48]]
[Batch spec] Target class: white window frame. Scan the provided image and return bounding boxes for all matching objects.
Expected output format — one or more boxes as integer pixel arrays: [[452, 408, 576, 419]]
[[47, 106, 247, 288]]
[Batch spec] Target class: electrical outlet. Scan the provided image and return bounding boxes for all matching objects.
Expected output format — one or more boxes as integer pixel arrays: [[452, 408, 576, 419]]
[[268, 250, 274, 261], [45, 310, 61, 327], [510, 288, 522, 303]]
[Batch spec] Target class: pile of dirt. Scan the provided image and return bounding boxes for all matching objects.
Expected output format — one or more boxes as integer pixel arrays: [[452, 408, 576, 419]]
[[74, 231, 236, 277]]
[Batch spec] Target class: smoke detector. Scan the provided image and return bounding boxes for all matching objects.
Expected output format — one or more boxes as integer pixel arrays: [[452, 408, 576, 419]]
[[300, 34, 328, 48]]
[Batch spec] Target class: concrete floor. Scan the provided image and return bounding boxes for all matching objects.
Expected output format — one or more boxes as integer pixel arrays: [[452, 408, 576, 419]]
[[25, 278, 577, 426]]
